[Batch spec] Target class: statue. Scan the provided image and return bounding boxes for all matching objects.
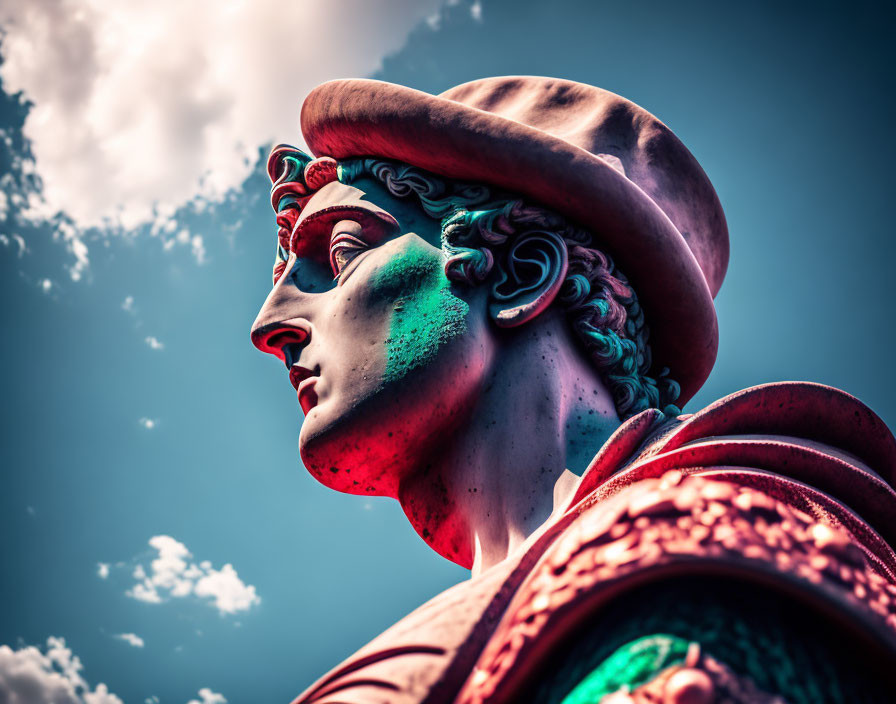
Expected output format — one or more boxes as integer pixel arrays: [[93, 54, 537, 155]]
[[250, 77, 896, 703]]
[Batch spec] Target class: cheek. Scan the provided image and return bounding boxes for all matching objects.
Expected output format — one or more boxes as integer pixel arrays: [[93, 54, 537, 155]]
[[368, 244, 470, 385], [301, 241, 492, 494], [316, 291, 390, 401]]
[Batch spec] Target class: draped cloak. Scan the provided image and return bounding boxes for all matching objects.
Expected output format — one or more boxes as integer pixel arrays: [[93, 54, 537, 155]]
[[290, 383, 896, 703]]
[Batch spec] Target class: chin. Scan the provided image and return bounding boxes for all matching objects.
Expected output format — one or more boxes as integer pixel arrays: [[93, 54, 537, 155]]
[[298, 339, 491, 498], [298, 376, 468, 498], [298, 397, 409, 498]]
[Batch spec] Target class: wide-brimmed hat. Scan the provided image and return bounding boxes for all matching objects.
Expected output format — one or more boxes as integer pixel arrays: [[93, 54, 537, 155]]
[[299, 76, 729, 405]]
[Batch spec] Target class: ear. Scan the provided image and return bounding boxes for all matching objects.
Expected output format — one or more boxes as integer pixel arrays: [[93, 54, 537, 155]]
[[489, 230, 569, 328]]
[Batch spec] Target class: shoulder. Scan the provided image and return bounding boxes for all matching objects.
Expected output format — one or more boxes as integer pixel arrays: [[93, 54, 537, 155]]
[[572, 381, 896, 563], [579, 381, 896, 491], [455, 382, 896, 703], [461, 470, 896, 702]]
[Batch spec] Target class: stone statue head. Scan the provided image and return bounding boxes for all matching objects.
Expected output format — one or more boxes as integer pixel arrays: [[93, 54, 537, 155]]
[[250, 77, 728, 564]]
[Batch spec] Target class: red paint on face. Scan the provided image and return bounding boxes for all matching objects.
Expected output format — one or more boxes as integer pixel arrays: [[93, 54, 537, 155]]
[[251, 180, 494, 508], [297, 378, 318, 415]]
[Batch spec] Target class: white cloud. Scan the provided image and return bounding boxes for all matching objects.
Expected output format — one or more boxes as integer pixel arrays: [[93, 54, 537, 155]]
[[0, 0, 442, 241], [138, 417, 156, 430], [471, 0, 483, 21], [38, 278, 53, 293], [0, 636, 123, 704], [127, 535, 260, 615], [187, 687, 227, 704], [121, 296, 135, 313], [114, 633, 144, 648], [191, 234, 206, 265], [97, 563, 110, 579], [0, 232, 27, 256], [144, 336, 164, 350], [67, 233, 89, 281], [193, 564, 259, 614]]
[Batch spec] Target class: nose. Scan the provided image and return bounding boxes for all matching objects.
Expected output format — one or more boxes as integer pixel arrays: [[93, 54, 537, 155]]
[[251, 319, 310, 363], [250, 276, 313, 363]]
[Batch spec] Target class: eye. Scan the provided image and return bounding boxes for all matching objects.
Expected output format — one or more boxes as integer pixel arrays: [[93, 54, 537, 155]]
[[329, 220, 369, 279]]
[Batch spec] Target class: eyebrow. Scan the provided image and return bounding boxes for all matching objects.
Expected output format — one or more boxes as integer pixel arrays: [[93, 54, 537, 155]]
[[290, 203, 399, 259]]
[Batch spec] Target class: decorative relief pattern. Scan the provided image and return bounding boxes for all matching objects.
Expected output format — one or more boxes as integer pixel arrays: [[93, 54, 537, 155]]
[[458, 472, 896, 704]]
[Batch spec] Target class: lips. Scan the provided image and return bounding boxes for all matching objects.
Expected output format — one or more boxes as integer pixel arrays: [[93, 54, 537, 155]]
[[297, 377, 319, 415], [289, 365, 319, 415], [289, 364, 313, 390]]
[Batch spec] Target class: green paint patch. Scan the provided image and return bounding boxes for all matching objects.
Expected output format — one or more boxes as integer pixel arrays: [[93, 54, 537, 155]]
[[560, 634, 690, 704], [371, 245, 469, 384]]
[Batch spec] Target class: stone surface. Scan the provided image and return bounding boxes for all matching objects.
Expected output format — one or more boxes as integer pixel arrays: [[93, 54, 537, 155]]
[[249, 77, 896, 703]]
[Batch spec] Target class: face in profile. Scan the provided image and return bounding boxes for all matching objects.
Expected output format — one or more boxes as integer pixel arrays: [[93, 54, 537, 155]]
[[251, 173, 495, 497]]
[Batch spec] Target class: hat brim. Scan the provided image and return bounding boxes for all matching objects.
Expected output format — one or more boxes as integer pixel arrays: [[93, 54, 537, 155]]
[[301, 79, 717, 406]]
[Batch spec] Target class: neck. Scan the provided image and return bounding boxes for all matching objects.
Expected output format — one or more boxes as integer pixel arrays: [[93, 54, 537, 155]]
[[397, 313, 621, 576]]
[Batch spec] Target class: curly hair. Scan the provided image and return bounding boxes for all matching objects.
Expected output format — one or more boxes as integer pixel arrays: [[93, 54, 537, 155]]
[[337, 158, 681, 419]]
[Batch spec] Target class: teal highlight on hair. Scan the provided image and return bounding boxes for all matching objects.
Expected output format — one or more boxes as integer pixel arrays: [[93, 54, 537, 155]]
[[276, 194, 302, 213], [279, 153, 311, 186], [340, 157, 681, 419]]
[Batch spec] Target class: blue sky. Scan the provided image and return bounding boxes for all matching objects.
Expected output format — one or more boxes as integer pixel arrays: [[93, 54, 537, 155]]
[[1, 1, 894, 702]]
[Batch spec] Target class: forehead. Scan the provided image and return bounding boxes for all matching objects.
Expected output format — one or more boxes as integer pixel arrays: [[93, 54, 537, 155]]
[[291, 181, 394, 256], [288, 176, 442, 258]]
